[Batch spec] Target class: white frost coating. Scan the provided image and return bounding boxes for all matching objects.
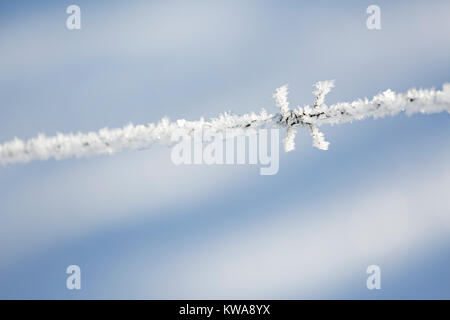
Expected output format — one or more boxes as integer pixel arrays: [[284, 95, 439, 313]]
[[273, 85, 290, 117], [1, 82, 449, 165], [308, 125, 330, 150], [313, 80, 335, 107], [303, 80, 334, 151], [0, 111, 273, 165], [283, 127, 297, 152]]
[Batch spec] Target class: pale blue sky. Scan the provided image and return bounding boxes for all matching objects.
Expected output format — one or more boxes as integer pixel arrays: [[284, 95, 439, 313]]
[[0, 0, 449, 299]]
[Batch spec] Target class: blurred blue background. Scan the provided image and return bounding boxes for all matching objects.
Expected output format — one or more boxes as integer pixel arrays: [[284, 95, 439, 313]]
[[0, 0, 449, 299]]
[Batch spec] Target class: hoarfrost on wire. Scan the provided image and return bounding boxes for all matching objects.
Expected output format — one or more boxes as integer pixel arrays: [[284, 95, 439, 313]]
[[1, 81, 449, 165]]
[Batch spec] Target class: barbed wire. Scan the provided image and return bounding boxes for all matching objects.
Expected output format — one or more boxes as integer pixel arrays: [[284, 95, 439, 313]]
[[1, 81, 449, 165]]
